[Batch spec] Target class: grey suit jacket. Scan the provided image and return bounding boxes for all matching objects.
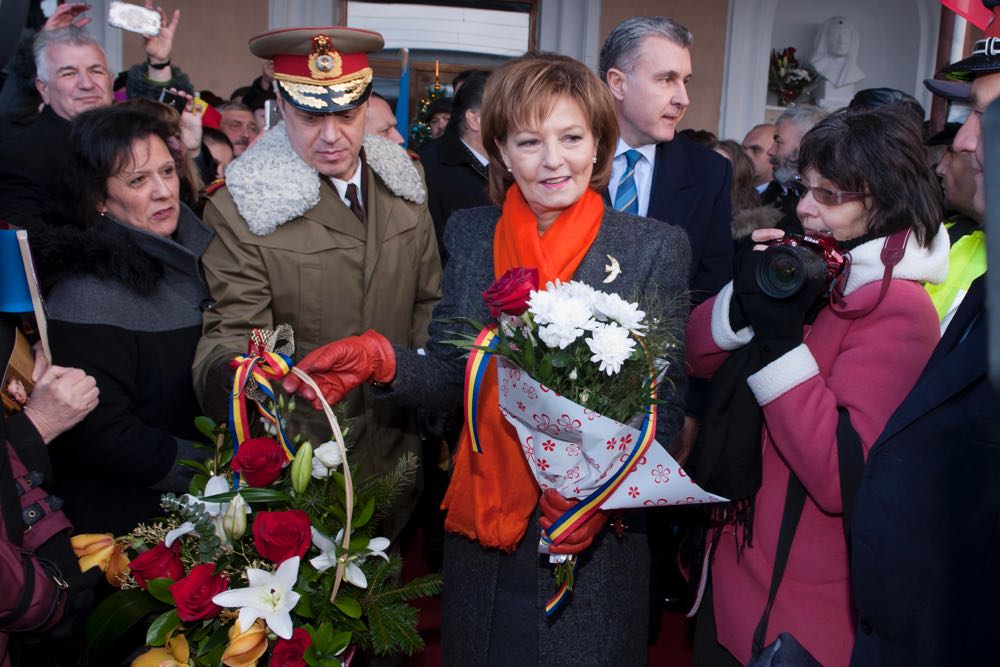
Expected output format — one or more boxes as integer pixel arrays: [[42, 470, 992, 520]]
[[387, 203, 692, 445]]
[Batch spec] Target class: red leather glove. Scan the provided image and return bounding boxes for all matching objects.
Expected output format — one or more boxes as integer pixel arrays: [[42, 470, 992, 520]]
[[538, 488, 608, 555], [281, 330, 395, 408]]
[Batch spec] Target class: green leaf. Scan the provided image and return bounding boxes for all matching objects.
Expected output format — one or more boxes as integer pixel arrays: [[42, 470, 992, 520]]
[[194, 415, 217, 440], [188, 473, 208, 496], [200, 623, 231, 653], [83, 588, 167, 660], [145, 609, 181, 647], [352, 497, 376, 529], [333, 595, 362, 619], [145, 578, 176, 605], [179, 458, 210, 475], [201, 487, 290, 504], [329, 630, 352, 656], [349, 534, 371, 551], [295, 593, 315, 618], [314, 621, 335, 652]]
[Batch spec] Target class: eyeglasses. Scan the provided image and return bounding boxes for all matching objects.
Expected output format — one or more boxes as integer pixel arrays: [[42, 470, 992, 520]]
[[790, 179, 870, 206]]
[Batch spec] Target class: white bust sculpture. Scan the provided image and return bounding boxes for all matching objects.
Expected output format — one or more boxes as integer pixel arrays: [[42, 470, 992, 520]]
[[810, 17, 865, 88]]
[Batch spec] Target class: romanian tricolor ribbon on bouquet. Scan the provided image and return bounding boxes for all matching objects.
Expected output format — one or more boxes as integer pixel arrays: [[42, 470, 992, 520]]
[[229, 349, 297, 488], [463, 327, 499, 454]]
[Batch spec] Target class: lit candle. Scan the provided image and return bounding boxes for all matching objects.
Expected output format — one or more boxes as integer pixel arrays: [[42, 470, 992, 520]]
[[435, 59, 439, 80]]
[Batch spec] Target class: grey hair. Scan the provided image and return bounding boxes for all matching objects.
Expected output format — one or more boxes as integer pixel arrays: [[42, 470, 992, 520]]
[[599, 16, 693, 82], [219, 101, 253, 114], [775, 104, 828, 133], [33, 26, 104, 82]]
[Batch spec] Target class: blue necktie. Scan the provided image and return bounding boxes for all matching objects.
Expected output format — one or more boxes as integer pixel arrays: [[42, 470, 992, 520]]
[[613, 149, 642, 215]]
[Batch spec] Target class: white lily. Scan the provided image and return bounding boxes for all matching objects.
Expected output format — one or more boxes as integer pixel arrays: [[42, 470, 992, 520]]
[[164, 476, 251, 547], [309, 528, 390, 589], [212, 556, 301, 640]]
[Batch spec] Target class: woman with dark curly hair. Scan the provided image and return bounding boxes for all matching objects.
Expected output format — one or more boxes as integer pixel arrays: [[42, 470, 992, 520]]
[[34, 104, 212, 536]]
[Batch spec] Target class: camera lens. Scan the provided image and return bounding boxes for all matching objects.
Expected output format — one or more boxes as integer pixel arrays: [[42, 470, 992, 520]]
[[756, 246, 827, 299]]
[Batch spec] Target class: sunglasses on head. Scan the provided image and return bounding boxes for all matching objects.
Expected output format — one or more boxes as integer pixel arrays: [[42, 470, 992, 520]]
[[790, 178, 870, 206]]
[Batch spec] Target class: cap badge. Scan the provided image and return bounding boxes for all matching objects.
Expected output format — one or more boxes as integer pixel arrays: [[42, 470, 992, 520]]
[[309, 34, 342, 79]]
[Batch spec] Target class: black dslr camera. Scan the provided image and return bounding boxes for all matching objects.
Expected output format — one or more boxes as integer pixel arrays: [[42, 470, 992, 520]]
[[755, 230, 846, 299]]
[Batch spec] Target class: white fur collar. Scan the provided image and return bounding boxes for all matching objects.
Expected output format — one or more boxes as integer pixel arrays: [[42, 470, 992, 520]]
[[225, 123, 426, 236], [841, 224, 950, 296]]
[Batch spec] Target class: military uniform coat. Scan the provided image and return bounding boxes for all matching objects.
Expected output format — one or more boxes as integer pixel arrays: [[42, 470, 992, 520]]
[[193, 125, 442, 538]]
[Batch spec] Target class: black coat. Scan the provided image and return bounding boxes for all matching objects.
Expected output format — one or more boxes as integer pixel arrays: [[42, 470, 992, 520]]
[[0, 106, 69, 231], [850, 277, 1000, 666], [36, 209, 213, 535], [419, 130, 490, 266], [644, 135, 733, 305]]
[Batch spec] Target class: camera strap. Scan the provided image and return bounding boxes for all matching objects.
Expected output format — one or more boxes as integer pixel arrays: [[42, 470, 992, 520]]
[[830, 228, 911, 320]]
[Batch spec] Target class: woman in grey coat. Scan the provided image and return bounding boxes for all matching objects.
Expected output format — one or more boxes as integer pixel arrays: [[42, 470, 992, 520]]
[[284, 53, 691, 665]]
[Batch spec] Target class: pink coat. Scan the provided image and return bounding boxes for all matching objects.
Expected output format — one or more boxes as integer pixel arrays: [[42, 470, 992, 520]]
[[686, 230, 948, 666]]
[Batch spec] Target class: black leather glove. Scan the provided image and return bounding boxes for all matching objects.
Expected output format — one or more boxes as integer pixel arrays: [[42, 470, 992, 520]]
[[732, 246, 824, 363]]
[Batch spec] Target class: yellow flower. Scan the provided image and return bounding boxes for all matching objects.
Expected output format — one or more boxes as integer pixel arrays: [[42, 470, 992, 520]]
[[221, 619, 268, 667], [130, 633, 189, 667], [105, 542, 131, 587], [71, 533, 116, 572]]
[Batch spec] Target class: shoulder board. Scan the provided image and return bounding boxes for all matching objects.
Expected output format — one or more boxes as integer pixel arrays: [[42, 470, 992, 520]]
[[204, 178, 226, 196]]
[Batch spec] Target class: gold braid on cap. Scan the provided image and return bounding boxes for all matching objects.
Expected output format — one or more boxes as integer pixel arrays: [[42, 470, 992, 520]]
[[276, 69, 373, 109], [308, 35, 343, 79]]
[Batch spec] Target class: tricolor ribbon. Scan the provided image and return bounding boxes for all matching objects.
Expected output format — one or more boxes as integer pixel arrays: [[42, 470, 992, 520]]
[[463, 327, 499, 454], [229, 351, 297, 488], [545, 562, 576, 618]]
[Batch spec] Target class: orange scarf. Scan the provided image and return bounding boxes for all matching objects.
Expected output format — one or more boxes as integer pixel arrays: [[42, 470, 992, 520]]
[[441, 185, 605, 550]]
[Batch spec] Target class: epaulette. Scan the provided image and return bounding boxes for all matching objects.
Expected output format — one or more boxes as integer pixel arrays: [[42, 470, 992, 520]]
[[203, 178, 226, 196], [406, 149, 420, 160]]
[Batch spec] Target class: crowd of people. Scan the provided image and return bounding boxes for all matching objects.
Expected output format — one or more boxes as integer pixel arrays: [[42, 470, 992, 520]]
[[1, 1, 998, 666]]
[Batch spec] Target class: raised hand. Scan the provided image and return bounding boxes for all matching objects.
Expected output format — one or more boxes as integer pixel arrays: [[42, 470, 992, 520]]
[[43, 3, 92, 31], [142, 1, 180, 64]]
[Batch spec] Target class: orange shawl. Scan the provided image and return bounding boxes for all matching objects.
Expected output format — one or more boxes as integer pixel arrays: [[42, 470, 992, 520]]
[[441, 185, 605, 550]]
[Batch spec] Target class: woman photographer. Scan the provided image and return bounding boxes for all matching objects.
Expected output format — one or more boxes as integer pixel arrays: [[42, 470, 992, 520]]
[[685, 107, 948, 666], [33, 104, 212, 536], [283, 53, 690, 665]]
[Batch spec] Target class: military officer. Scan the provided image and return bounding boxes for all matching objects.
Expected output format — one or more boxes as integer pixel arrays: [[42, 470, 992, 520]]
[[193, 26, 441, 539]]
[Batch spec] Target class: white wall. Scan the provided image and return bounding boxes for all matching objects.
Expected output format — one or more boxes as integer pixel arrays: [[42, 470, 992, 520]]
[[721, 0, 940, 140], [771, 0, 936, 110]]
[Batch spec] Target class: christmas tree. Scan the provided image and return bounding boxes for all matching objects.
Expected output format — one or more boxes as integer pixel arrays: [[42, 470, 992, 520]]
[[409, 60, 446, 149]]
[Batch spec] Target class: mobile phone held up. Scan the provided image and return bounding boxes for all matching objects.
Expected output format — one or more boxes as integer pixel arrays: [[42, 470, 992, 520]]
[[158, 88, 187, 114], [108, 1, 161, 37]]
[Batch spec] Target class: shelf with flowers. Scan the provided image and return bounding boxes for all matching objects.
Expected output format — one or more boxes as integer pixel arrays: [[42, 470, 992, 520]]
[[71, 326, 441, 667], [768, 47, 818, 107]]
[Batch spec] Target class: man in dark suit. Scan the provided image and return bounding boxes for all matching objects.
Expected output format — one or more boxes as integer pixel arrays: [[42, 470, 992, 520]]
[[850, 13, 1000, 662], [599, 16, 733, 306], [420, 71, 490, 266]]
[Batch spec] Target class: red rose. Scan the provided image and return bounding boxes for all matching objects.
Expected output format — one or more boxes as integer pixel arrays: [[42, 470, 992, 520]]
[[232, 436, 286, 487], [270, 627, 312, 667], [482, 267, 539, 318], [169, 563, 227, 622], [252, 510, 311, 564], [128, 541, 184, 589]]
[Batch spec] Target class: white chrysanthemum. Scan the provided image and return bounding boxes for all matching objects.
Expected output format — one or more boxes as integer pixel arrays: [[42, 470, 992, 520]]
[[559, 280, 599, 305], [527, 284, 560, 324], [585, 323, 637, 375], [593, 292, 646, 331]]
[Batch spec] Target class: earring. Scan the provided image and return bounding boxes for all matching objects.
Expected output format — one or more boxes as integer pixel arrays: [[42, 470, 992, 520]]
[[592, 156, 598, 164], [506, 165, 512, 173]]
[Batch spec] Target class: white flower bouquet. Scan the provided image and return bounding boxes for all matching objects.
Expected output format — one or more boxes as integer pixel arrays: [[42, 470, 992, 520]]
[[453, 268, 726, 611]]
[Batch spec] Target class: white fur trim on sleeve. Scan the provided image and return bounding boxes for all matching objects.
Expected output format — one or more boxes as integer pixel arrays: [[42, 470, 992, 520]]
[[711, 281, 755, 350], [746, 343, 819, 406]]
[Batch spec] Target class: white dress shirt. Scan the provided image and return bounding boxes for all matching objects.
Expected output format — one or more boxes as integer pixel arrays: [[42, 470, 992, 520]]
[[461, 138, 490, 167], [329, 160, 365, 209], [607, 139, 657, 217]]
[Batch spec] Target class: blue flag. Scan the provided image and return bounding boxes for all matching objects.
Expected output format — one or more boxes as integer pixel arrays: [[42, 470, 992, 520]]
[[0, 230, 31, 313], [396, 49, 410, 148]]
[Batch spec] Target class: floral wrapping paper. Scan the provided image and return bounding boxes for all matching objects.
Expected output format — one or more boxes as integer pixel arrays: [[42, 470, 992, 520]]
[[496, 358, 727, 512]]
